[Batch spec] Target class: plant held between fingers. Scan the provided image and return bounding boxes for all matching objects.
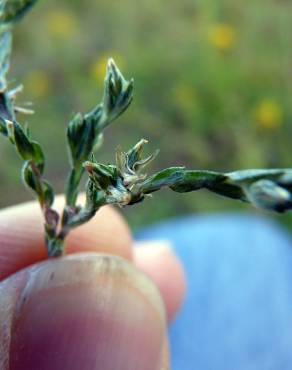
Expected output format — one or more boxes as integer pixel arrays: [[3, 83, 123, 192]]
[[1, 0, 292, 257]]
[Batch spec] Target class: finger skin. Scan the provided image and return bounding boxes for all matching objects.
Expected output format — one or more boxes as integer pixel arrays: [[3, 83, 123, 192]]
[[1, 254, 169, 370], [0, 199, 186, 323], [0, 199, 132, 280], [134, 242, 186, 322], [0, 198, 185, 367]]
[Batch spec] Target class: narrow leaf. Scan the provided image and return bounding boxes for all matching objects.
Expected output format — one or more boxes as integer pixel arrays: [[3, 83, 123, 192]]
[[0, 30, 12, 91], [31, 140, 45, 173], [170, 170, 228, 193], [42, 180, 55, 208], [13, 120, 35, 160], [0, 0, 38, 24], [22, 160, 41, 193], [139, 167, 186, 194], [245, 179, 292, 213], [0, 91, 14, 122]]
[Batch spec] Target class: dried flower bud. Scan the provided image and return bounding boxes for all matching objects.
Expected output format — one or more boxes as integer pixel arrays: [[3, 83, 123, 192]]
[[116, 139, 159, 188], [83, 161, 117, 191], [67, 112, 103, 167], [102, 58, 134, 126]]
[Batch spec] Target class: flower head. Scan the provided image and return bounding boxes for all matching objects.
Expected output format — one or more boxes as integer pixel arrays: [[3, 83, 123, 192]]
[[208, 23, 236, 51], [46, 10, 77, 39], [24, 70, 51, 98], [254, 99, 283, 130]]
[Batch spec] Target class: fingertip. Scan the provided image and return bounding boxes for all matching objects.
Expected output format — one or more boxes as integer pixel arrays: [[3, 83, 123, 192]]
[[134, 241, 186, 322], [66, 205, 132, 260], [5, 254, 166, 370]]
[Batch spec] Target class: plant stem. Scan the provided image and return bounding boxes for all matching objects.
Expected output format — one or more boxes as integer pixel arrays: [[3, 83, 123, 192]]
[[65, 166, 84, 207], [46, 237, 65, 258]]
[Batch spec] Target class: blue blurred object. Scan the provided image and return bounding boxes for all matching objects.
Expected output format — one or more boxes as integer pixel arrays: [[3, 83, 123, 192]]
[[135, 213, 292, 370]]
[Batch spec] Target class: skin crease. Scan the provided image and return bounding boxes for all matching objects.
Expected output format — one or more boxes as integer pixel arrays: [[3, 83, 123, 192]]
[[0, 197, 186, 370]]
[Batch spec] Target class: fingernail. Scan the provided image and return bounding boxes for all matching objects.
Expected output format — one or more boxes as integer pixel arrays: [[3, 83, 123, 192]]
[[9, 254, 166, 370]]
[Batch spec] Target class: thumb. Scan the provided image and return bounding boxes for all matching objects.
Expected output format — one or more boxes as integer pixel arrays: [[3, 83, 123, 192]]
[[0, 254, 168, 370]]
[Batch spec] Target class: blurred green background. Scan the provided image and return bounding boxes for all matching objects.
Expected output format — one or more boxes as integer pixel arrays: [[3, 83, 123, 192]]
[[1, 0, 292, 229]]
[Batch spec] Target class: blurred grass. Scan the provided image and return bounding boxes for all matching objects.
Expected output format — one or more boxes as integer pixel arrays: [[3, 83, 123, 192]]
[[1, 0, 292, 229]]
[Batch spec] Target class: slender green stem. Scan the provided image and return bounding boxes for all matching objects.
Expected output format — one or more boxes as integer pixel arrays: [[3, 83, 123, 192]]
[[65, 166, 84, 207], [46, 237, 65, 258]]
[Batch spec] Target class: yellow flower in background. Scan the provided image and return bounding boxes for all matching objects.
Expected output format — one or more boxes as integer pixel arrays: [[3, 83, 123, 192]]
[[172, 83, 198, 114], [208, 24, 236, 51], [24, 71, 51, 98], [90, 55, 125, 84], [46, 10, 77, 39], [254, 99, 283, 130]]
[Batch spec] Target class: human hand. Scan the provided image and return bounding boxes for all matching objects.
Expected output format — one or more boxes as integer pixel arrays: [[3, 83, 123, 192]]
[[0, 197, 186, 370]]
